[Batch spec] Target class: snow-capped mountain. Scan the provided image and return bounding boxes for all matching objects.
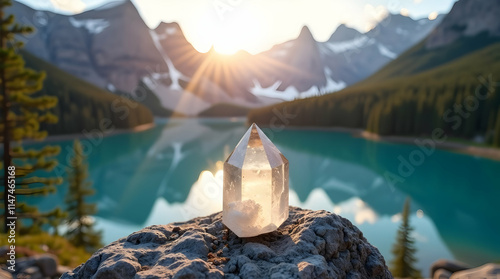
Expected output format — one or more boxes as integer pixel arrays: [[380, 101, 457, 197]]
[[263, 13, 444, 95], [8, 0, 169, 92], [252, 26, 342, 100], [8, 0, 443, 115]]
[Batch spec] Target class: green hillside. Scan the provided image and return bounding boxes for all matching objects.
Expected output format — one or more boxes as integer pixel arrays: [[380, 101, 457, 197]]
[[248, 35, 500, 147], [21, 50, 154, 135], [365, 32, 499, 81]]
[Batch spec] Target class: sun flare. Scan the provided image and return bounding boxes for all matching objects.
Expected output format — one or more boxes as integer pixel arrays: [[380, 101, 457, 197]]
[[195, 7, 265, 55]]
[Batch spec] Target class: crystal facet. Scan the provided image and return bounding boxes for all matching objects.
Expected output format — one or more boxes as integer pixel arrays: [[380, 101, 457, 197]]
[[223, 123, 289, 237]]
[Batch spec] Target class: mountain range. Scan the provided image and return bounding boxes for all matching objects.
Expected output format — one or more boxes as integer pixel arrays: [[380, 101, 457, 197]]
[[8, 0, 442, 116], [248, 0, 500, 146]]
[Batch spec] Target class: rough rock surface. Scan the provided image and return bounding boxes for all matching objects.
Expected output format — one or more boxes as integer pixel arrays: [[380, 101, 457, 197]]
[[0, 253, 63, 279], [433, 268, 453, 279], [450, 263, 500, 279], [62, 207, 392, 279], [430, 259, 470, 277]]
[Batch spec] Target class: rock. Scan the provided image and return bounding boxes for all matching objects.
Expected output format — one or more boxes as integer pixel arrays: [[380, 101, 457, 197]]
[[450, 263, 500, 279], [433, 268, 452, 279], [18, 266, 43, 279], [430, 259, 470, 276], [57, 266, 72, 277], [0, 269, 13, 278], [298, 255, 330, 278], [15, 257, 36, 273], [62, 207, 393, 279], [0, 253, 64, 279], [32, 254, 58, 277]]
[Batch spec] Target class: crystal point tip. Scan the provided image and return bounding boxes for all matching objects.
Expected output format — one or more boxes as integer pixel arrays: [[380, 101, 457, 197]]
[[222, 123, 289, 238]]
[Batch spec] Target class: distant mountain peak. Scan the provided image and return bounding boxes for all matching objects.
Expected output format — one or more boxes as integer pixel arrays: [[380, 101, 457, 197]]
[[7, 0, 446, 116], [77, 0, 141, 21], [298, 25, 315, 41], [157, 22, 180, 29], [155, 22, 183, 36], [379, 13, 416, 26], [91, 0, 132, 12], [328, 24, 363, 42]]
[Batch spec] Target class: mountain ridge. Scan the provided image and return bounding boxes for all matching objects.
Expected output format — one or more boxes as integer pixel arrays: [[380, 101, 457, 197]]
[[247, 0, 500, 147], [426, 0, 500, 49], [9, 0, 443, 116], [20, 49, 154, 135]]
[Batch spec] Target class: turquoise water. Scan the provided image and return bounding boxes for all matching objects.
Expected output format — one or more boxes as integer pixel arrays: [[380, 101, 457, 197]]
[[28, 118, 500, 275]]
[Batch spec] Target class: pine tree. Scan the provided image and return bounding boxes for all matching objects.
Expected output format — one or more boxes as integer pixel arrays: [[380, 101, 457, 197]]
[[65, 140, 102, 252], [493, 110, 500, 148], [390, 198, 421, 279], [0, 0, 63, 233]]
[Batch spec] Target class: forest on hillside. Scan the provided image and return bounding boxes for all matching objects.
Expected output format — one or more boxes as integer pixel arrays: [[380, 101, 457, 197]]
[[22, 51, 154, 136], [249, 41, 500, 147]]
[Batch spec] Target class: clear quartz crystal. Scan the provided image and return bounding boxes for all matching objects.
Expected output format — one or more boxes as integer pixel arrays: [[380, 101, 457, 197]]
[[223, 123, 289, 237]]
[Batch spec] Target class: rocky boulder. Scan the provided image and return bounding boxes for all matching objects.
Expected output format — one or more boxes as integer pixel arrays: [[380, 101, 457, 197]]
[[0, 253, 65, 279], [430, 259, 470, 277], [451, 263, 500, 279], [430, 260, 500, 279], [62, 207, 392, 278]]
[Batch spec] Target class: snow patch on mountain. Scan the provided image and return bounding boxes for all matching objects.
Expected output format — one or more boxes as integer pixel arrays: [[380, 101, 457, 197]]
[[149, 30, 190, 91], [324, 36, 372, 53], [250, 80, 288, 100], [396, 27, 409, 35], [69, 18, 109, 34], [107, 83, 116, 92], [295, 86, 322, 99], [249, 79, 319, 101], [95, 0, 126, 10], [165, 27, 177, 35], [272, 49, 288, 57], [377, 44, 397, 59], [321, 68, 346, 93], [250, 75, 343, 101]]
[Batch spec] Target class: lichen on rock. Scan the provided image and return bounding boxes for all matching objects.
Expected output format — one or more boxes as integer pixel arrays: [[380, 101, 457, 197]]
[[62, 207, 393, 279]]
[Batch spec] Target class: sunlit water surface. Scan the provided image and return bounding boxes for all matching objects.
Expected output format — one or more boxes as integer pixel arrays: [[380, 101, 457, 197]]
[[28, 118, 500, 276]]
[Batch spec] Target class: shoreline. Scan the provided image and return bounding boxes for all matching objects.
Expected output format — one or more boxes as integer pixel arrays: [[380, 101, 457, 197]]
[[279, 125, 500, 161], [18, 117, 500, 161]]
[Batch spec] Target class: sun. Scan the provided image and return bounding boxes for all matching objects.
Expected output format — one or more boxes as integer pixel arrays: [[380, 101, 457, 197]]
[[195, 6, 265, 55]]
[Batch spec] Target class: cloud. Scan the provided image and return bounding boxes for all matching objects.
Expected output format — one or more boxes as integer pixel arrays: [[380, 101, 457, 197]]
[[50, 0, 86, 13], [400, 8, 410, 16], [428, 11, 438, 20], [364, 4, 389, 22], [391, 213, 402, 223], [363, 4, 389, 31], [354, 200, 378, 225], [411, 231, 428, 243]]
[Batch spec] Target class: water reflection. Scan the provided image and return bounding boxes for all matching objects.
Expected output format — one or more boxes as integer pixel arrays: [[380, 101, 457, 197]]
[[28, 118, 500, 275], [274, 128, 500, 268]]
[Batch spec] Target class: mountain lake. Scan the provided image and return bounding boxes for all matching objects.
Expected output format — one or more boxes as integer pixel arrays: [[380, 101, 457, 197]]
[[26, 118, 500, 276]]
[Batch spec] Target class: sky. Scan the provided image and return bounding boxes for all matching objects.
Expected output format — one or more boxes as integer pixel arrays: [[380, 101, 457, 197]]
[[17, 0, 457, 54]]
